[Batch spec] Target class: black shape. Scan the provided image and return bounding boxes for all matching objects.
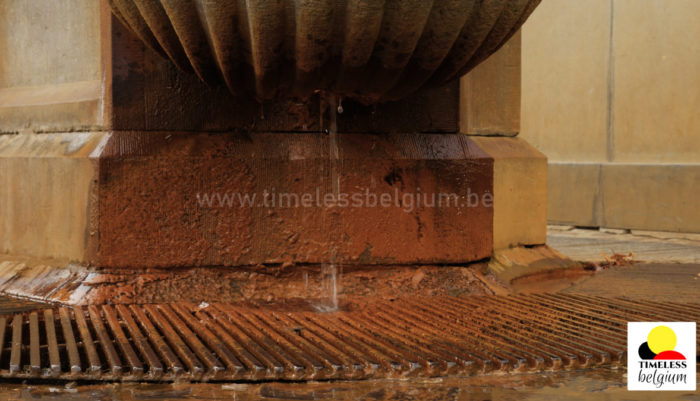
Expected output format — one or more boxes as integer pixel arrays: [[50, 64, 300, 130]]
[[383, 168, 404, 187], [638, 342, 656, 360]]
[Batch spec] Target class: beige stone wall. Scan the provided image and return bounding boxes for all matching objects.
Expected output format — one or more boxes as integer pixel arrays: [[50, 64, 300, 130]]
[[0, 0, 105, 132], [461, 31, 521, 137], [460, 32, 548, 251], [0, 133, 104, 263], [520, 0, 700, 232], [0, 0, 101, 87]]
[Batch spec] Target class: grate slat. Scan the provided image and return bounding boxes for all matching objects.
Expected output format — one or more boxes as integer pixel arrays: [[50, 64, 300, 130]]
[[433, 298, 571, 369], [371, 307, 481, 373], [103, 305, 143, 376], [225, 306, 323, 380], [205, 305, 285, 378], [116, 305, 163, 378], [143, 305, 203, 377], [193, 307, 267, 379], [442, 297, 614, 366], [59, 307, 81, 374], [374, 302, 496, 373], [9, 314, 22, 374], [251, 310, 344, 378], [270, 311, 366, 378], [43, 309, 61, 375], [157, 305, 223, 376], [74, 307, 101, 373], [88, 305, 122, 375], [28, 312, 40, 375], [398, 299, 529, 370], [170, 304, 247, 378], [218, 306, 312, 380], [0, 317, 6, 371], [129, 305, 182, 376]]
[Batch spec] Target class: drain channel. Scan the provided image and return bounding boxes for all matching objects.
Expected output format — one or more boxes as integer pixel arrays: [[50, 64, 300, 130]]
[[0, 295, 696, 382]]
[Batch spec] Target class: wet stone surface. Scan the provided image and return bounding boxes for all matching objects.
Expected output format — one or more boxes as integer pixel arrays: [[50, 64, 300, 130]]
[[0, 262, 697, 398], [0, 368, 697, 400], [0, 296, 48, 314]]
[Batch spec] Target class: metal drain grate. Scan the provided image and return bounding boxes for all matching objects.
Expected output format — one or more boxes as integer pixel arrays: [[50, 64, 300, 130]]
[[0, 294, 697, 382]]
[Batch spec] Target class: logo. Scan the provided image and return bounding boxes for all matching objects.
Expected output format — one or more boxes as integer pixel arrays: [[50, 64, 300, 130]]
[[628, 322, 696, 391], [638, 325, 686, 361]]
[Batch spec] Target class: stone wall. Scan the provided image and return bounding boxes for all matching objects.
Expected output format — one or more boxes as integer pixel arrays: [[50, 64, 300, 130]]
[[520, 0, 700, 233]]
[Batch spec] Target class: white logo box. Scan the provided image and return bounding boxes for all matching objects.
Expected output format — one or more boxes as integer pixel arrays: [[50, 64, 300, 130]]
[[628, 322, 696, 391]]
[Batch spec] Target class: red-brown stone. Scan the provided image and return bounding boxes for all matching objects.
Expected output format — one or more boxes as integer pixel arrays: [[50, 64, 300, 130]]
[[90, 132, 493, 268]]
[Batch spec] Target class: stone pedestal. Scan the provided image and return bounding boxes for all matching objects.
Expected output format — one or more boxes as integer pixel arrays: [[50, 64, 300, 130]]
[[0, 0, 546, 272]]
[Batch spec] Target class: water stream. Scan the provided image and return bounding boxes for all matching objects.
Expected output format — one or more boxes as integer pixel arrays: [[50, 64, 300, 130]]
[[314, 95, 341, 313]]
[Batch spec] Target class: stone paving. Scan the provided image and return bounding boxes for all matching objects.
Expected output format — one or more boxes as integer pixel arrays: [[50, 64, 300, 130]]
[[548, 225, 700, 264]]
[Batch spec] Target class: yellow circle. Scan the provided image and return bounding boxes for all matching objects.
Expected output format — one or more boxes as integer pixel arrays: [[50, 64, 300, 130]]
[[647, 326, 676, 354]]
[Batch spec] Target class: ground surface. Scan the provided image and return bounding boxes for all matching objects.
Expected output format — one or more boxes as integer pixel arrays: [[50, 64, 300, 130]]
[[0, 368, 696, 400], [548, 226, 700, 264], [0, 226, 697, 399], [563, 262, 700, 302], [0, 296, 47, 314]]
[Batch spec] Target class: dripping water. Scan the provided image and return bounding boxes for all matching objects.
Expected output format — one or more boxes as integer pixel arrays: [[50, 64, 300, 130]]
[[314, 94, 342, 313]]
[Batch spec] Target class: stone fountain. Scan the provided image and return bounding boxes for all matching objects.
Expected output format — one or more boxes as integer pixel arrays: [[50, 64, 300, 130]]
[[108, 0, 538, 102], [0, 0, 556, 305]]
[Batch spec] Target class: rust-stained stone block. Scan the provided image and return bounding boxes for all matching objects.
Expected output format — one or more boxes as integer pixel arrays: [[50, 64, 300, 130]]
[[93, 132, 493, 268], [0, 131, 494, 268]]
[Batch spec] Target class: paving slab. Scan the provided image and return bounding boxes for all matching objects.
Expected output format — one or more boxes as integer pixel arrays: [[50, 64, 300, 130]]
[[548, 226, 700, 264]]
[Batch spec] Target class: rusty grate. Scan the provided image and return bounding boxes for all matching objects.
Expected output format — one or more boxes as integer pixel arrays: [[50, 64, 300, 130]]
[[0, 294, 697, 382]]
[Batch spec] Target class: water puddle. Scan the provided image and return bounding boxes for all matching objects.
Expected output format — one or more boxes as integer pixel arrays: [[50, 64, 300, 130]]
[[2, 367, 694, 400]]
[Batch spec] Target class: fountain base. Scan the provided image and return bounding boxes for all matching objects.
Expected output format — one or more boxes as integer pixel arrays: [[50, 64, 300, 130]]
[[0, 132, 548, 271], [0, 245, 582, 306], [0, 1, 548, 294]]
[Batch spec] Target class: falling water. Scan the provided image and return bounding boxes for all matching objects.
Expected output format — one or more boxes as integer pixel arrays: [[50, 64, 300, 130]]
[[314, 94, 341, 313], [316, 263, 338, 313]]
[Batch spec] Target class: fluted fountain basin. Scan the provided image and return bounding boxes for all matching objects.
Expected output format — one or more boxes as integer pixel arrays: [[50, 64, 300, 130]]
[[109, 0, 540, 102]]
